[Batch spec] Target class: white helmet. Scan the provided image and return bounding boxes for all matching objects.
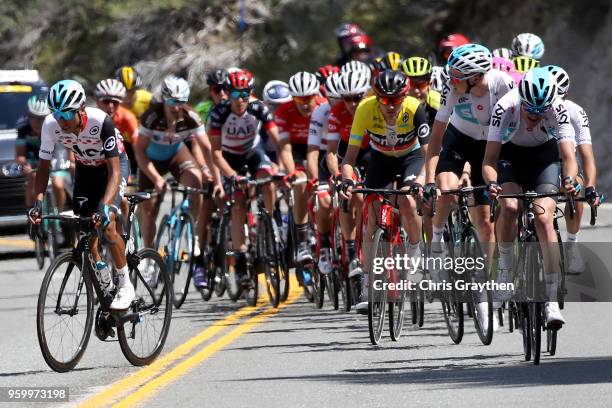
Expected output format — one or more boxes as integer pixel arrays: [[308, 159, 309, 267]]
[[511, 33, 545, 60], [324, 72, 343, 99], [340, 60, 370, 74], [545, 65, 570, 96], [429, 66, 448, 93], [492, 47, 513, 59], [95, 78, 126, 101], [338, 71, 370, 96], [288, 71, 319, 97], [27, 95, 51, 117], [446, 43, 492, 75], [161, 75, 190, 102], [262, 80, 291, 105], [47, 79, 86, 113]]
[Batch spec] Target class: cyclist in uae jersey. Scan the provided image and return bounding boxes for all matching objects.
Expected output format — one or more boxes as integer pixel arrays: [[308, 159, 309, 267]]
[[545, 65, 600, 274], [484, 68, 578, 328], [135, 76, 221, 288], [209, 69, 292, 283], [342, 70, 430, 314], [276, 71, 326, 265], [30, 80, 133, 310]]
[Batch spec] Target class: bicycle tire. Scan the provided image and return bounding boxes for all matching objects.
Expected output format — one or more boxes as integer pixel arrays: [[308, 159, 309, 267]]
[[200, 248, 216, 301], [389, 233, 408, 341], [441, 217, 464, 344], [547, 328, 557, 356], [464, 228, 493, 345], [530, 302, 542, 365], [35, 233, 45, 270], [259, 213, 280, 308], [171, 212, 196, 308], [368, 228, 387, 345], [37, 252, 94, 372], [313, 264, 325, 309], [118, 248, 172, 366]]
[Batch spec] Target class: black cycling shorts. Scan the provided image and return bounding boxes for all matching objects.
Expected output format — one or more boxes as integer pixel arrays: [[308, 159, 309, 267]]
[[498, 139, 560, 194], [365, 148, 423, 189], [73, 153, 129, 216], [436, 123, 488, 205], [223, 146, 273, 176]]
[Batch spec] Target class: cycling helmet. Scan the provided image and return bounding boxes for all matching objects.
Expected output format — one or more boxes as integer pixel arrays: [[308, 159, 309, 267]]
[[401, 56, 433, 79], [335, 23, 364, 39], [511, 33, 545, 60], [161, 76, 190, 102], [114, 66, 142, 91], [518, 67, 558, 111], [545, 65, 570, 96], [340, 60, 370, 74], [492, 56, 516, 74], [492, 47, 513, 59], [288, 71, 319, 96], [227, 69, 254, 90], [343, 33, 372, 53], [95, 78, 126, 101], [262, 80, 291, 104], [27, 95, 51, 117], [429, 66, 448, 93], [315, 64, 340, 84], [227, 66, 241, 74], [324, 72, 343, 99], [438, 33, 470, 60], [512, 55, 540, 73], [373, 70, 409, 98], [372, 52, 403, 72], [447, 43, 492, 75], [206, 68, 228, 86], [338, 70, 371, 96], [47, 79, 86, 113]]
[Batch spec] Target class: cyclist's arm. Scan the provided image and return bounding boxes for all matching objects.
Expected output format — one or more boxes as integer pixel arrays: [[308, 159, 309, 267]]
[[35, 118, 57, 199], [306, 145, 319, 180], [482, 141, 501, 185], [340, 144, 359, 181], [34, 159, 51, 202], [425, 120, 447, 184], [134, 131, 163, 185], [559, 140, 578, 183], [325, 139, 340, 177], [554, 100, 578, 183], [100, 116, 121, 206], [266, 125, 293, 173], [578, 144, 596, 188], [414, 103, 430, 179]]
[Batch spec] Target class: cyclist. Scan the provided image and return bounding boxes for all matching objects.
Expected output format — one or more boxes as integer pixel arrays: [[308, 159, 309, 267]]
[[315, 65, 340, 98], [306, 73, 344, 275], [135, 75, 221, 288], [335, 23, 372, 65], [17, 96, 71, 213], [401, 56, 441, 126], [115, 65, 152, 120], [512, 55, 539, 74], [276, 71, 326, 264], [483, 67, 578, 328], [326, 70, 371, 278], [429, 66, 448, 94], [437, 33, 470, 63], [371, 52, 403, 73], [492, 56, 522, 84], [94, 79, 139, 180], [511, 32, 545, 61], [546, 65, 601, 273], [342, 69, 430, 314], [209, 69, 292, 283], [28, 80, 133, 310], [195, 68, 229, 123], [262, 80, 292, 163], [424, 44, 515, 328]]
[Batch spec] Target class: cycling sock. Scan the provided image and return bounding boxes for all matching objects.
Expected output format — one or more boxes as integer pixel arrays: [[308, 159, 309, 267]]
[[566, 232, 578, 242], [346, 240, 357, 260], [319, 233, 331, 248], [407, 241, 421, 259], [498, 242, 514, 271], [296, 223, 309, 244], [116, 265, 130, 288]]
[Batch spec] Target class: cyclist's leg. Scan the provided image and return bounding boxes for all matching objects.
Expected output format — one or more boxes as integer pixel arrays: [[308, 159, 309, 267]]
[[50, 174, 67, 211], [315, 160, 333, 273], [291, 146, 311, 262], [467, 140, 495, 245], [564, 172, 585, 273], [248, 147, 275, 214], [138, 160, 169, 248]]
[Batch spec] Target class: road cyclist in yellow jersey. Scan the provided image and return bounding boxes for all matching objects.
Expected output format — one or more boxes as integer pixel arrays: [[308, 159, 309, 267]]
[[115, 65, 153, 120]]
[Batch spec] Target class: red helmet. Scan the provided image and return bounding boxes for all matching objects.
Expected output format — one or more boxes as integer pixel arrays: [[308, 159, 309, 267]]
[[343, 33, 372, 53], [438, 33, 470, 52], [227, 69, 254, 90], [334, 23, 364, 39], [315, 65, 340, 84]]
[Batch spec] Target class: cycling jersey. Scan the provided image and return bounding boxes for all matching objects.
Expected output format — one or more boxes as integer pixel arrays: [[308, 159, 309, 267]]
[[275, 97, 326, 145], [349, 96, 429, 157], [424, 90, 441, 126], [208, 99, 276, 155], [488, 89, 574, 147], [564, 99, 591, 146], [194, 100, 214, 123], [40, 107, 124, 167], [328, 101, 369, 149], [126, 89, 152, 119], [308, 102, 332, 151], [436, 69, 515, 141], [113, 105, 139, 144], [16, 122, 42, 165], [139, 102, 205, 161]]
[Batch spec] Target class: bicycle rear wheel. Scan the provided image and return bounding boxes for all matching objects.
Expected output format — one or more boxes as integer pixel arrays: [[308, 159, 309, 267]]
[[530, 302, 542, 365], [37, 252, 93, 372], [368, 229, 387, 345], [258, 213, 280, 308], [389, 233, 408, 341], [464, 228, 493, 345], [172, 213, 196, 308], [441, 218, 463, 344], [118, 248, 172, 366]]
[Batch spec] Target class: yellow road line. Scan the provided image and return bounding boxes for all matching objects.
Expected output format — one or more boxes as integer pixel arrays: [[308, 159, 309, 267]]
[[115, 284, 302, 408], [0, 238, 33, 249]]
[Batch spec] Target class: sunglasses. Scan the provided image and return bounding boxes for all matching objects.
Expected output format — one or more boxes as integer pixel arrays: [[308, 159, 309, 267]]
[[229, 90, 250, 100], [165, 98, 187, 106], [377, 95, 404, 106], [448, 71, 478, 84], [100, 98, 121, 105], [409, 78, 430, 90], [522, 104, 551, 115], [211, 85, 227, 94], [342, 94, 364, 103], [293, 95, 316, 105], [53, 110, 77, 121]]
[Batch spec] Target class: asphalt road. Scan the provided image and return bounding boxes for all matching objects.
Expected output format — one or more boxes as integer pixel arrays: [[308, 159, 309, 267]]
[[1, 206, 612, 408]]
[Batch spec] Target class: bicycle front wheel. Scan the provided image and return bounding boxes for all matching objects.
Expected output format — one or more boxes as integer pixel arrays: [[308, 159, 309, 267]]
[[37, 252, 94, 372], [258, 213, 280, 308], [172, 212, 196, 308], [368, 228, 387, 345], [118, 248, 172, 366], [464, 228, 493, 345]]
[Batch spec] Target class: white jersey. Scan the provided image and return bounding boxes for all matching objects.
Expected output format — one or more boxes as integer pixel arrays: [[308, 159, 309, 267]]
[[307, 102, 331, 151], [487, 89, 574, 147], [564, 99, 591, 146], [40, 107, 124, 166], [436, 69, 515, 141]]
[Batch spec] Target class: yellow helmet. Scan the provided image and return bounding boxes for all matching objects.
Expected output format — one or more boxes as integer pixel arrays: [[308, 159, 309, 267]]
[[512, 56, 540, 74], [401, 56, 432, 78], [114, 65, 142, 90], [372, 51, 403, 72]]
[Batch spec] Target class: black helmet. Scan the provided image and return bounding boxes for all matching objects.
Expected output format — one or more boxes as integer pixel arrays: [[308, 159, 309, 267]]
[[373, 69, 409, 98], [206, 68, 229, 86]]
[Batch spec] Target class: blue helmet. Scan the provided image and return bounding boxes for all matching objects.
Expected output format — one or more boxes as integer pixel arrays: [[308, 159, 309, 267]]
[[544, 65, 570, 96], [47, 79, 86, 113], [518, 67, 558, 111], [446, 43, 492, 75]]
